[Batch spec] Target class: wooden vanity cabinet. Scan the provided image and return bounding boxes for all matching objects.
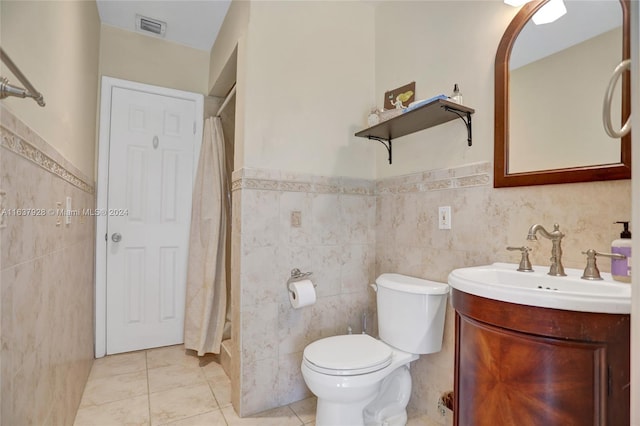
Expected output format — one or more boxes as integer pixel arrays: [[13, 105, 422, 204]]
[[451, 289, 630, 426]]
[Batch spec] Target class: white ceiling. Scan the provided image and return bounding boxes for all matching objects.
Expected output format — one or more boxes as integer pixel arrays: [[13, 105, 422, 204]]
[[96, 0, 231, 52]]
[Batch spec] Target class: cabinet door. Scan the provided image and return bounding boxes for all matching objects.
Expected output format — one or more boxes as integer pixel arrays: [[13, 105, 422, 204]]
[[456, 315, 606, 426]]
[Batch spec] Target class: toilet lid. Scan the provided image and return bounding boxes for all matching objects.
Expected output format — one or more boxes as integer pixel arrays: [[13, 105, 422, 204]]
[[303, 334, 393, 376]]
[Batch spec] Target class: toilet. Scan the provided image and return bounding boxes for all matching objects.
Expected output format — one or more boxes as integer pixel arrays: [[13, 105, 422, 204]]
[[301, 273, 449, 426]]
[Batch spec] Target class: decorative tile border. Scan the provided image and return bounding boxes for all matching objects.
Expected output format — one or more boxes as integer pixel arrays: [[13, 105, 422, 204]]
[[231, 168, 375, 195], [232, 177, 373, 195], [232, 162, 491, 196], [0, 124, 95, 195], [377, 162, 491, 194], [457, 173, 491, 188]]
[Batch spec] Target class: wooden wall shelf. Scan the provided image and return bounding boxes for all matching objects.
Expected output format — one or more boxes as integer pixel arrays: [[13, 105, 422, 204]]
[[355, 98, 475, 164]]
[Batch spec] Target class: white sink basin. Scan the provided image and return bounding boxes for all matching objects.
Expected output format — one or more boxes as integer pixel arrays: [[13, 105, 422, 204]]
[[448, 262, 631, 314]]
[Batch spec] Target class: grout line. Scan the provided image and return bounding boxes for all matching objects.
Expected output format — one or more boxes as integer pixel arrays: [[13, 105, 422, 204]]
[[206, 378, 222, 410], [145, 350, 152, 426], [201, 363, 230, 424], [285, 405, 305, 425], [218, 402, 231, 426]]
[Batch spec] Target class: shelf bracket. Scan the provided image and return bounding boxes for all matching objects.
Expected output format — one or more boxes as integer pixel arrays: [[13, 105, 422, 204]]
[[444, 106, 473, 146], [368, 136, 393, 164]]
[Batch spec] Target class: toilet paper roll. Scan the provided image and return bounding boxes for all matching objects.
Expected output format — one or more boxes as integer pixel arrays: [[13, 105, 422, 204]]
[[289, 279, 316, 309]]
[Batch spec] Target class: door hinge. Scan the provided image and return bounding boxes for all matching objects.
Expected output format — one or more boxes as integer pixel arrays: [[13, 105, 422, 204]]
[[193, 121, 196, 134], [105, 233, 108, 241]]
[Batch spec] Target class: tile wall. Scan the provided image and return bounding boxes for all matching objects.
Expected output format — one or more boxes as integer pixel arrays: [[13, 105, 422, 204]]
[[376, 161, 631, 422], [232, 161, 630, 422], [231, 168, 377, 416], [0, 107, 96, 425]]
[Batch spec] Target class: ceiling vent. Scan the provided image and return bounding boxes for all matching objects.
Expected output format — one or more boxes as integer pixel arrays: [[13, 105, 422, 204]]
[[135, 15, 166, 37]]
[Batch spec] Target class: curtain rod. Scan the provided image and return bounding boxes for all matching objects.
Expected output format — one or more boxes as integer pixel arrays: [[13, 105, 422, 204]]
[[215, 84, 236, 117], [0, 47, 45, 107]]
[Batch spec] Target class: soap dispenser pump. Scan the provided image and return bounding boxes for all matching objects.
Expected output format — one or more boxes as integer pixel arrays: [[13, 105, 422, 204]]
[[611, 221, 631, 283]]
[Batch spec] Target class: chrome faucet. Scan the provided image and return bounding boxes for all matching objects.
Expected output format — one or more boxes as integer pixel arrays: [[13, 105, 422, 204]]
[[527, 223, 566, 276]]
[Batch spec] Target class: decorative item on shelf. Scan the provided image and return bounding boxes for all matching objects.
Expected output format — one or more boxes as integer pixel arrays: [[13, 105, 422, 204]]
[[367, 108, 381, 127], [390, 90, 413, 109], [377, 108, 403, 122], [449, 84, 463, 105], [384, 81, 416, 110], [405, 94, 447, 112]]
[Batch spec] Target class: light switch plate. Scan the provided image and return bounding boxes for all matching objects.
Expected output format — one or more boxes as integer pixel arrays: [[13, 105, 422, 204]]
[[56, 202, 62, 226], [438, 206, 451, 230]]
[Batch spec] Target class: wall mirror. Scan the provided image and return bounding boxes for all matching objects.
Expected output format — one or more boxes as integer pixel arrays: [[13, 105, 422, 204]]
[[494, 0, 630, 187]]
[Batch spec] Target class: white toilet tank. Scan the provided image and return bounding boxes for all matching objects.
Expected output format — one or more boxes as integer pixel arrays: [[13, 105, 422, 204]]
[[375, 273, 449, 354]]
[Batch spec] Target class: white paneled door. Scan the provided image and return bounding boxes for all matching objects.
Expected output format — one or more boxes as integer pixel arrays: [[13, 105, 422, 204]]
[[105, 86, 199, 355]]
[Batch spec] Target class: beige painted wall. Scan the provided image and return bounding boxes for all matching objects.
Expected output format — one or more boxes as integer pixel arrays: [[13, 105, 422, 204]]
[[212, 0, 514, 180], [374, 1, 518, 178], [100, 24, 210, 95], [240, 1, 377, 179], [0, 0, 101, 177], [208, 0, 249, 96], [510, 28, 622, 173]]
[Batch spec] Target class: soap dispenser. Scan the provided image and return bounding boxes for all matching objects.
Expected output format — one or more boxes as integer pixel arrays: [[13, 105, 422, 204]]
[[611, 221, 631, 283]]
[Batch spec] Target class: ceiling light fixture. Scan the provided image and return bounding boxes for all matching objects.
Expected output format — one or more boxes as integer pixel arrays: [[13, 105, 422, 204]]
[[532, 0, 567, 25], [504, 0, 530, 6]]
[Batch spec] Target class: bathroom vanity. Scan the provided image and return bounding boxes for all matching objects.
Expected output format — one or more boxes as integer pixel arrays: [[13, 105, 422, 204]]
[[451, 289, 630, 425]]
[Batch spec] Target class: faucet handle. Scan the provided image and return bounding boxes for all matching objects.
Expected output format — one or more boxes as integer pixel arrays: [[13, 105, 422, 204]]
[[580, 249, 626, 280], [506, 246, 534, 272]]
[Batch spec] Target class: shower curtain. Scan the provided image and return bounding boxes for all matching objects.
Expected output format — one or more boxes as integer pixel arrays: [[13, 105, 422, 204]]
[[184, 116, 228, 356]]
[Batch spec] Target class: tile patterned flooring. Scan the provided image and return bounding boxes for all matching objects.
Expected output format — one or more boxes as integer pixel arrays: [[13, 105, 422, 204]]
[[73, 345, 435, 425], [73, 345, 315, 426]]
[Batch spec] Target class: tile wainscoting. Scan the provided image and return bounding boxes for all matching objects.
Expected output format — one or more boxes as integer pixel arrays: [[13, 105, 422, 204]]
[[232, 162, 630, 424], [0, 106, 96, 425], [376, 163, 630, 422], [231, 168, 377, 416]]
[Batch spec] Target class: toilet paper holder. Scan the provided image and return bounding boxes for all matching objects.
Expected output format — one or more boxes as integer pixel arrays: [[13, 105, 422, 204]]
[[287, 268, 316, 295]]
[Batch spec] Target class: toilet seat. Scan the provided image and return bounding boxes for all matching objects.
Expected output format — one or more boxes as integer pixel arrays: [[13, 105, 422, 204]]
[[303, 334, 393, 376]]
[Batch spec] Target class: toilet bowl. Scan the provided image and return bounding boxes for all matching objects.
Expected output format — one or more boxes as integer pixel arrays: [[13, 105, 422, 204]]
[[363, 365, 413, 426], [301, 334, 417, 426], [301, 273, 449, 426]]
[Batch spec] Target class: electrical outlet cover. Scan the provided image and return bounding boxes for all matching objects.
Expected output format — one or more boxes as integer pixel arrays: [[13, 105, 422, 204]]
[[438, 206, 451, 230]]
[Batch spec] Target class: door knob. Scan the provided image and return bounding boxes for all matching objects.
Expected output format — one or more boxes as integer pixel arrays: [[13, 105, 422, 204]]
[[111, 233, 122, 243]]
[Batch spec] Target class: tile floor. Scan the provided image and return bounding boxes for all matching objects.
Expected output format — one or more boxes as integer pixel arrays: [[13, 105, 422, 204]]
[[73, 345, 315, 426], [73, 345, 436, 426]]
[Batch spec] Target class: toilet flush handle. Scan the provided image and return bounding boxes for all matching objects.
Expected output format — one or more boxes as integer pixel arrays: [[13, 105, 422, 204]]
[[369, 283, 377, 292]]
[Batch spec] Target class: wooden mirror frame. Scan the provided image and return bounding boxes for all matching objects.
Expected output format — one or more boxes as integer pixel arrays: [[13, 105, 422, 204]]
[[494, 0, 631, 188]]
